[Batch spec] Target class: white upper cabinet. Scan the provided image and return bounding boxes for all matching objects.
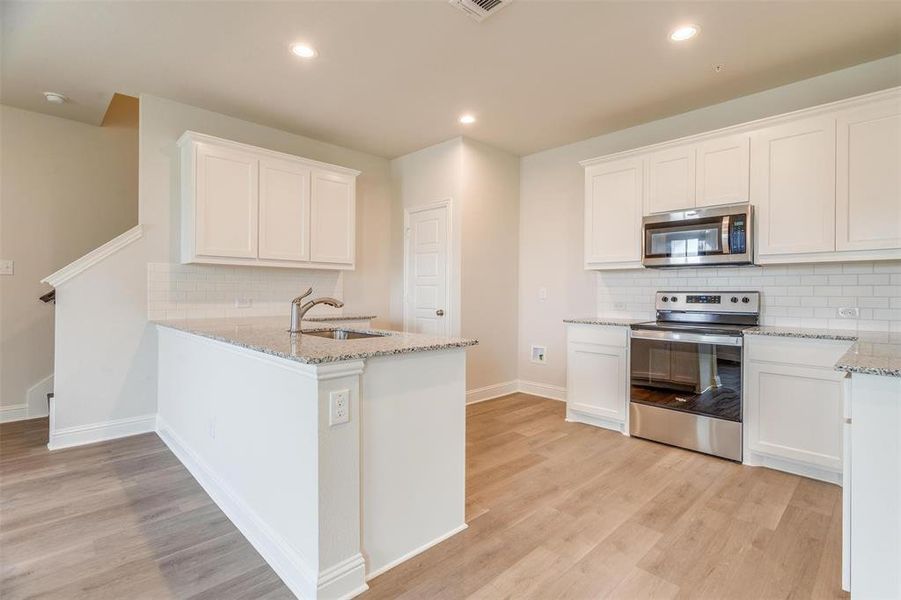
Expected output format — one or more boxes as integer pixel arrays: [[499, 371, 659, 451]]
[[259, 157, 310, 262], [646, 145, 696, 214], [584, 157, 643, 269], [310, 171, 355, 265], [836, 96, 901, 252], [580, 88, 901, 270], [644, 134, 750, 215], [696, 133, 750, 208], [194, 143, 259, 259], [179, 132, 360, 270], [752, 115, 837, 257]]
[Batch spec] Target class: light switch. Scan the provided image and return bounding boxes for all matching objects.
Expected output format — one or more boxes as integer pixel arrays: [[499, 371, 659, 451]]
[[0, 259, 13, 276], [538, 287, 548, 301]]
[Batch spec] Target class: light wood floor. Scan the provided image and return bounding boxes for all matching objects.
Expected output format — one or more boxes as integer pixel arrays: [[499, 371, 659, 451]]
[[1, 395, 847, 599], [0, 418, 292, 599]]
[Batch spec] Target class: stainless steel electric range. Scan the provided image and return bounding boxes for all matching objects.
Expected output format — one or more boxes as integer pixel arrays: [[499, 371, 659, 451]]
[[629, 291, 760, 461]]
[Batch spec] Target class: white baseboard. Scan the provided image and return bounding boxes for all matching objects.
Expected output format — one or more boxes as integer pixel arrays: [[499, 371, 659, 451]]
[[366, 522, 467, 581], [26, 374, 53, 419], [517, 379, 566, 402], [0, 404, 28, 423], [745, 451, 843, 486], [157, 418, 326, 600], [466, 380, 518, 404], [48, 413, 157, 450]]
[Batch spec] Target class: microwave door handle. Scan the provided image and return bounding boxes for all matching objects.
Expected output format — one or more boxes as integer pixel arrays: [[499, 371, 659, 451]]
[[721, 216, 731, 255]]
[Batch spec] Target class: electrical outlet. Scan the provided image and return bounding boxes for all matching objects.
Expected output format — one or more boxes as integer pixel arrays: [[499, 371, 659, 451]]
[[0, 259, 13, 276], [538, 287, 548, 301], [531, 345, 547, 364], [329, 389, 350, 426], [614, 302, 627, 311], [838, 307, 860, 319], [234, 297, 252, 308]]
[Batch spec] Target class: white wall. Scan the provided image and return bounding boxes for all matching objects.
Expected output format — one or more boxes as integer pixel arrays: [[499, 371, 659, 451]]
[[518, 54, 901, 390], [0, 105, 137, 420], [390, 137, 520, 395], [52, 95, 395, 436]]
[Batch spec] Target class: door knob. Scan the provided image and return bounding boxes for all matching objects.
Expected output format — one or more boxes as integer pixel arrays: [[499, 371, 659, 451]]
[[436, 309, 445, 316]]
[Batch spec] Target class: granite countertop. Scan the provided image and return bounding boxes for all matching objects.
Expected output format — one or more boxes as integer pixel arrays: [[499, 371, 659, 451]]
[[302, 314, 377, 322], [563, 317, 644, 327], [835, 333, 901, 378], [743, 326, 860, 341], [155, 316, 477, 365], [743, 327, 901, 378]]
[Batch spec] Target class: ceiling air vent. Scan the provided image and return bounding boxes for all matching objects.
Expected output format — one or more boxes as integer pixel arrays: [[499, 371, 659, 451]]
[[449, 0, 512, 22]]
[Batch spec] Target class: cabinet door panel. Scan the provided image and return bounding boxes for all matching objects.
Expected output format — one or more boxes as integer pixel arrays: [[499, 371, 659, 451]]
[[752, 116, 836, 256], [646, 146, 696, 214], [259, 158, 310, 262], [836, 96, 901, 251], [746, 362, 843, 470], [567, 341, 627, 422], [585, 158, 643, 267], [195, 144, 258, 258], [310, 171, 355, 264], [696, 134, 750, 208]]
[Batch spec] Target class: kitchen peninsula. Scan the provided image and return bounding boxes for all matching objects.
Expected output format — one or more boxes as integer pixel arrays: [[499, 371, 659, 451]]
[[155, 317, 477, 599]]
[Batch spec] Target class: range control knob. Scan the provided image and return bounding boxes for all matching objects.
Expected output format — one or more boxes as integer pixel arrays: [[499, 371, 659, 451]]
[[730, 296, 739, 303], [661, 296, 669, 302], [742, 296, 751, 304], [670, 296, 678, 302]]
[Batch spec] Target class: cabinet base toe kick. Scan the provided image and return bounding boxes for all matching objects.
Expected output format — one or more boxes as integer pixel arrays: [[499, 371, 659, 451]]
[[629, 402, 742, 462]]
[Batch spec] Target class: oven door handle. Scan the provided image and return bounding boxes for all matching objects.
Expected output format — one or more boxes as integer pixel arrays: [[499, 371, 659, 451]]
[[630, 329, 743, 347]]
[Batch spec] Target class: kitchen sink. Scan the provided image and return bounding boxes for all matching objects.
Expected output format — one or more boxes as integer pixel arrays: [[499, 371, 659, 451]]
[[301, 329, 387, 340]]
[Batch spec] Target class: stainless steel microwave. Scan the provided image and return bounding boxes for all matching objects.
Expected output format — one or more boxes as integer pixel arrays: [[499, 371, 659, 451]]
[[641, 204, 753, 268]]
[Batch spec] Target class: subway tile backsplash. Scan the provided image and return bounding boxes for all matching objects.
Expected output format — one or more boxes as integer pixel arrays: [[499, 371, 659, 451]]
[[147, 263, 343, 321], [596, 261, 901, 332]]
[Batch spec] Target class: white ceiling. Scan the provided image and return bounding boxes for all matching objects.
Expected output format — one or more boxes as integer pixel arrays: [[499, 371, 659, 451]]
[[2, 1, 900, 158]]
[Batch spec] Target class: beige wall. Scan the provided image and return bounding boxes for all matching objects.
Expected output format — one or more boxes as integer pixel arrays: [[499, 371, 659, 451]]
[[138, 95, 394, 325], [51, 94, 396, 433], [389, 138, 463, 334], [461, 138, 519, 392], [518, 54, 901, 391], [0, 105, 137, 417], [390, 137, 520, 394]]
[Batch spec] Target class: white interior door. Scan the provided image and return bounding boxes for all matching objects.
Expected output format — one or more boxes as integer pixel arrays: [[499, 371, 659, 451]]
[[405, 203, 450, 336]]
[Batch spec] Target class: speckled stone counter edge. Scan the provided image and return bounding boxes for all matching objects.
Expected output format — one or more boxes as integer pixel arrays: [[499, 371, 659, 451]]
[[155, 319, 477, 366]]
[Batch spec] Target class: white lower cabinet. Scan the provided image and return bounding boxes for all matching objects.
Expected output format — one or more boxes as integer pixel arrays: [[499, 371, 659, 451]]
[[844, 372, 901, 598], [565, 324, 629, 432], [744, 335, 852, 483]]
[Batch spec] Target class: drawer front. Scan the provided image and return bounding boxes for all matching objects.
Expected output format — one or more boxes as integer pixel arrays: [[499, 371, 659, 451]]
[[745, 335, 853, 368], [566, 323, 629, 348]]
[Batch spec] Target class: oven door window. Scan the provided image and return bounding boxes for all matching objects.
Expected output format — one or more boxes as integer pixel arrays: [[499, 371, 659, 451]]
[[645, 220, 724, 259], [630, 338, 742, 422]]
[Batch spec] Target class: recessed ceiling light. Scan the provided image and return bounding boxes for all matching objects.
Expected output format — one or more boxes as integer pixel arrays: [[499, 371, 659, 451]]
[[290, 43, 318, 58], [458, 114, 476, 125], [43, 92, 68, 104], [670, 24, 699, 42]]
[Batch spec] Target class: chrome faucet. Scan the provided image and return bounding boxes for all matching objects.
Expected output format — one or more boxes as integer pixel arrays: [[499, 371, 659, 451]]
[[289, 288, 344, 333]]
